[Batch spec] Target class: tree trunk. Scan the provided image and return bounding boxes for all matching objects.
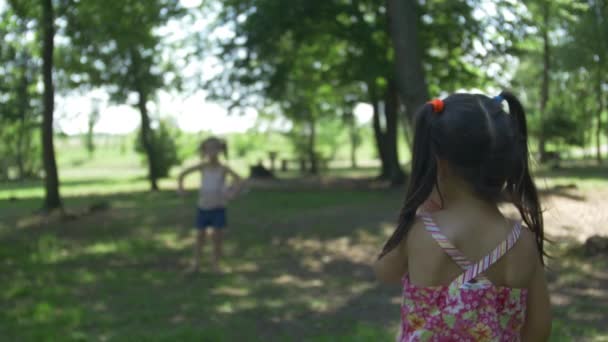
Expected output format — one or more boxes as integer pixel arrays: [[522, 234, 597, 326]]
[[344, 112, 358, 169], [136, 88, 159, 190], [41, 0, 62, 210], [307, 114, 318, 175], [384, 79, 406, 185], [538, 2, 551, 163], [16, 56, 29, 180], [386, 0, 429, 122], [371, 85, 389, 179], [349, 125, 358, 169], [596, 70, 604, 163]]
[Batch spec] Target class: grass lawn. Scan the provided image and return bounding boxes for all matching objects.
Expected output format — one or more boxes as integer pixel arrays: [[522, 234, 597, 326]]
[[1, 153, 607, 341]]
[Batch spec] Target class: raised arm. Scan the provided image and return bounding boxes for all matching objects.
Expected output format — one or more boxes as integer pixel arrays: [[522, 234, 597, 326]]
[[224, 166, 243, 186], [177, 162, 204, 194]]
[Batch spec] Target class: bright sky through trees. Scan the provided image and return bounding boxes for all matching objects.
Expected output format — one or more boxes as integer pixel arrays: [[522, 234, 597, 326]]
[[55, 0, 373, 135]]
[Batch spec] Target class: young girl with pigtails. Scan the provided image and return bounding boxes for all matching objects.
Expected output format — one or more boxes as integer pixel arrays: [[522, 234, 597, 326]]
[[178, 137, 242, 273], [374, 92, 551, 341]]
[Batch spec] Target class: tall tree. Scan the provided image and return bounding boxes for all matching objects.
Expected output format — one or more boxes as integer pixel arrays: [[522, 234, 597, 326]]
[[0, 7, 41, 180], [63, 0, 185, 190], [538, 0, 551, 162], [208, 0, 406, 181], [209, 0, 514, 183], [85, 98, 100, 158], [386, 0, 429, 119], [40, 0, 62, 209], [555, 0, 607, 162]]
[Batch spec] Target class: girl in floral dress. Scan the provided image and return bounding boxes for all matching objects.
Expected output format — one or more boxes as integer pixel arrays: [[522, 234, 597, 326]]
[[374, 92, 551, 341]]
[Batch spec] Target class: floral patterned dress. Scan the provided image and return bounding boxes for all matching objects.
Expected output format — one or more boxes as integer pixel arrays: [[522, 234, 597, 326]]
[[399, 214, 527, 342]]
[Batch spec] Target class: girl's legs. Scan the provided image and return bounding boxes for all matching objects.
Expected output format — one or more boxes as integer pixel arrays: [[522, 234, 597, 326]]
[[193, 229, 206, 271], [211, 229, 224, 272]]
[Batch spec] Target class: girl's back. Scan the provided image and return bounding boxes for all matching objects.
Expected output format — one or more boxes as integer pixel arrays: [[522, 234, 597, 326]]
[[407, 207, 537, 289], [402, 208, 539, 341], [374, 92, 551, 341]]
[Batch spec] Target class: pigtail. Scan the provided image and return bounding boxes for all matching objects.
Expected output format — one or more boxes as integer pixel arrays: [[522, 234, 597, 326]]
[[221, 139, 228, 158], [379, 103, 438, 258], [500, 91, 546, 264]]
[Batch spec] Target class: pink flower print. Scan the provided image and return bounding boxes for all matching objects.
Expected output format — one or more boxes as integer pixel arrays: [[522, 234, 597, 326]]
[[406, 313, 426, 331], [470, 322, 493, 341]]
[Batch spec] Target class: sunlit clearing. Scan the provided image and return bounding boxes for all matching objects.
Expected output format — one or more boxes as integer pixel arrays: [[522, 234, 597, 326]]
[[76, 269, 97, 283], [216, 302, 234, 314], [154, 232, 189, 249], [33, 234, 70, 264], [272, 274, 323, 288], [214, 298, 258, 316], [84, 241, 120, 255], [212, 286, 250, 297], [17, 215, 45, 229], [309, 298, 329, 312], [301, 256, 324, 272], [287, 224, 394, 267], [32, 302, 60, 323], [231, 261, 259, 272]]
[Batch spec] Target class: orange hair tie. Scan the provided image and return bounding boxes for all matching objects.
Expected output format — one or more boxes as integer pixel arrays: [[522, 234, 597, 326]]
[[427, 98, 445, 113]]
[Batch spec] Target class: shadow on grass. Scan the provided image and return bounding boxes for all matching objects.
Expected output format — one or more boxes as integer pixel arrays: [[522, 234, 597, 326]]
[[0, 188, 401, 341], [0, 177, 141, 193], [536, 165, 608, 182], [538, 184, 587, 201], [1, 186, 607, 341], [546, 245, 608, 341]]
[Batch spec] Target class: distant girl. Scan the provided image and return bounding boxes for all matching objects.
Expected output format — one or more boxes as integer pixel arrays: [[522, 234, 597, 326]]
[[374, 92, 551, 341], [178, 137, 242, 273]]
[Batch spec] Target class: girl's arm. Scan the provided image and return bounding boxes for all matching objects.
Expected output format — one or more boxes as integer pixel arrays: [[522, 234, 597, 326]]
[[373, 236, 408, 284], [225, 166, 243, 187], [521, 257, 552, 341], [177, 163, 204, 194]]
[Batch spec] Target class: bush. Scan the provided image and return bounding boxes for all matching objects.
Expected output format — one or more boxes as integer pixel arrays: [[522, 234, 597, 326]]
[[0, 121, 42, 180], [135, 119, 182, 178]]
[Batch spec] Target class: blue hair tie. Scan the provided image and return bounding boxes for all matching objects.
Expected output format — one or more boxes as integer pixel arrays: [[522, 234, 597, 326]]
[[494, 95, 504, 103]]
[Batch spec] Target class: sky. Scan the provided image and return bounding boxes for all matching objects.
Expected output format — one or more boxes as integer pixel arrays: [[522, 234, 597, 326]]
[[56, 0, 373, 136], [57, 90, 373, 135]]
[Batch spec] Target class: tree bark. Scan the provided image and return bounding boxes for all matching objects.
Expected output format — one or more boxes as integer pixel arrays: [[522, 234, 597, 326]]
[[41, 0, 62, 210], [344, 112, 358, 169], [16, 55, 29, 180], [307, 114, 318, 175], [130, 49, 159, 191], [349, 123, 358, 169], [538, 1, 551, 163], [384, 79, 406, 185], [596, 69, 604, 163], [136, 87, 159, 191], [371, 84, 389, 179], [386, 0, 429, 122]]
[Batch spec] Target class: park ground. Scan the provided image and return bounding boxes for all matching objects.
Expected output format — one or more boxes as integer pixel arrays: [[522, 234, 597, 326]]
[[1, 151, 607, 341]]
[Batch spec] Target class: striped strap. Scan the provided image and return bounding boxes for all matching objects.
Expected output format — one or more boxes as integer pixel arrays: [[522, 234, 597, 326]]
[[419, 214, 489, 282], [454, 221, 522, 286]]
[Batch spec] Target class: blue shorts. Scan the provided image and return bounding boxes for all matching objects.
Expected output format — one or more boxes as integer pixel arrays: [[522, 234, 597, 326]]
[[196, 208, 227, 229]]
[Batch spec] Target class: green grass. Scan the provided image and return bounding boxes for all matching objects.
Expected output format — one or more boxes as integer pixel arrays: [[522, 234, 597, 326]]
[[1, 149, 607, 341], [0, 188, 402, 341]]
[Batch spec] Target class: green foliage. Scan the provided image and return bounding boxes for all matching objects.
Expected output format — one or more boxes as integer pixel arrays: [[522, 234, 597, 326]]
[[60, 0, 186, 101], [0, 121, 42, 180], [135, 119, 183, 178], [0, 5, 42, 180]]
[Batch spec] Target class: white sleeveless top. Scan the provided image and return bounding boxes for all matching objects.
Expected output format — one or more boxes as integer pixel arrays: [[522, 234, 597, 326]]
[[198, 166, 227, 209]]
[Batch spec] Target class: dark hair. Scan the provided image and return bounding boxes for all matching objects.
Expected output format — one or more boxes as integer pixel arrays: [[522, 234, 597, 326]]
[[380, 91, 544, 264], [200, 137, 228, 158]]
